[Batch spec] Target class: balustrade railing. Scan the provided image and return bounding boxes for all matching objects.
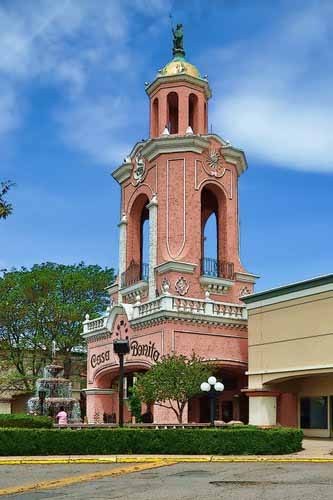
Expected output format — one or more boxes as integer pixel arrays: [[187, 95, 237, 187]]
[[200, 257, 234, 280], [138, 297, 162, 316], [212, 302, 244, 318], [172, 297, 206, 314], [121, 259, 149, 288], [83, 296, 246, 335]]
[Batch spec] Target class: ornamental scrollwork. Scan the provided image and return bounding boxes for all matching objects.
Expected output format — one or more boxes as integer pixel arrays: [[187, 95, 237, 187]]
[[175, 276, 190, 296], [133, 150, 146, 185], [204, 147, 225, 178], [240, 286, 251, 297]]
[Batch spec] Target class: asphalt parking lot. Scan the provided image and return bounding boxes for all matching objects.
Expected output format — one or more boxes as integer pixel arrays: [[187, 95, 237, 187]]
[[1, 462, 333, 500]]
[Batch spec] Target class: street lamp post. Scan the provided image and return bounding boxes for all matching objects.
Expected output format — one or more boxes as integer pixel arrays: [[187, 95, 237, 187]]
[[113, 339, 130, 427], [38, 389, 46, 416], [200, 376, 224, 426]]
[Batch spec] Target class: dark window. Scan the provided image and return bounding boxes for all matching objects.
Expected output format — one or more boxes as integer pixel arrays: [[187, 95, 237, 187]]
[[189, 93, 198, 133], [300, 396, 328, 429], [167, 92, 179, 134], [152, 97, 159, 137]]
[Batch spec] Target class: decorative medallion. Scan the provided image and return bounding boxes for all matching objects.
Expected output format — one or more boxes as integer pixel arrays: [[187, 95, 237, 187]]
[[175, 276, 190, 296], [240, 286, 251, 297], [204, 147, 225, 178], [133, 151, 146, 185]]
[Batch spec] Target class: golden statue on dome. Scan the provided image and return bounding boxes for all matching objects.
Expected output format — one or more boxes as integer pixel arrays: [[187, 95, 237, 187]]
[[172, 23, 185, 58]]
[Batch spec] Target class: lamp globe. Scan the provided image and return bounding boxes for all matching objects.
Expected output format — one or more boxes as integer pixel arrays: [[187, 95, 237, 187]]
[[214, 382, 224, 392], [208, 376, 217, 386]]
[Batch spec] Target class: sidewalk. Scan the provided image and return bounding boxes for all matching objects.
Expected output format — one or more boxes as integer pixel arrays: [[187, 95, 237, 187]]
[[0, 439, 332, 464]]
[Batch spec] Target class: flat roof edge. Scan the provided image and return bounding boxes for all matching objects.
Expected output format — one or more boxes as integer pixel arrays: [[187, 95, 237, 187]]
[[241, 273, 333, 304]]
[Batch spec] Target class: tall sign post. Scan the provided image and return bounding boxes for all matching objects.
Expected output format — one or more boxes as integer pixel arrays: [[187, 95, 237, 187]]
[[113, 339, 130, 427]]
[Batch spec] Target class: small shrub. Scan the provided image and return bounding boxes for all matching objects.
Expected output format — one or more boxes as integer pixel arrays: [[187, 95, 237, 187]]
[[0, 413, 53, 429], [0, 427, 303, 456]]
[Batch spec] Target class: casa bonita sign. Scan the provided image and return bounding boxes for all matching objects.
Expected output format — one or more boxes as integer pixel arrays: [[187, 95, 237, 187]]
[[90, 340, 160, 369]]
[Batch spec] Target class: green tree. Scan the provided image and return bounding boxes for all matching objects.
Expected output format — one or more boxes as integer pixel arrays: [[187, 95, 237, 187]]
[[0, 262, 114, 392], [127, 384, 142, 423], [0, 180, 15, 219], [135, 353, 211, 423]]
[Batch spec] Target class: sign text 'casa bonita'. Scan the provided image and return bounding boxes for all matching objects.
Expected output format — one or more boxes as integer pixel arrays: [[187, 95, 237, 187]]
[[90, 340, 160, 369]]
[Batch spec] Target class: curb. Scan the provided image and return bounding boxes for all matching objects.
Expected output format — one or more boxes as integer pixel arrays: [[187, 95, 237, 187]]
[[1, 456, 333, 465]]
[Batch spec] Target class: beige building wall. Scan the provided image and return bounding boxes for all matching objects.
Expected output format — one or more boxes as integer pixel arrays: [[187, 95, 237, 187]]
[[243, 276, 333, 436], [247, 289, 333, 388]]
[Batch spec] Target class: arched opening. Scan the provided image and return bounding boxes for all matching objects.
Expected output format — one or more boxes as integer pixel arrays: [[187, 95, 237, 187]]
[[123, 194, 150, 288], [201, 186, 219, 277], [167, 92, 179, 134], [152, 97, 159, 137], [203, 213, 218, 263], [200, 184, 233, 279], [140, 205, 149, 281], [189, 93, 198, 133]]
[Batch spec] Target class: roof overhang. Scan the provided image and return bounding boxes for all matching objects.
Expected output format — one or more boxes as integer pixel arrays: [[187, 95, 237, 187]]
[[146, 74, 212, 99]]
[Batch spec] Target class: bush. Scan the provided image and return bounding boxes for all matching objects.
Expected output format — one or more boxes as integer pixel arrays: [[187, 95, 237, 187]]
[[0, 427, 302, 456], [0, 413, 53, 429]]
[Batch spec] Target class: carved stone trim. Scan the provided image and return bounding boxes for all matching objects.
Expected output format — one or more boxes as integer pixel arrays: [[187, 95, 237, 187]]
[[200, 276, 234, 294], [235, 272, 259, 284], [141, 135, 209, 162], [155, 261, 196, 275], [105, 283, 119, 296], [84, 389, 115, 395], [112, 159, 132, 184]]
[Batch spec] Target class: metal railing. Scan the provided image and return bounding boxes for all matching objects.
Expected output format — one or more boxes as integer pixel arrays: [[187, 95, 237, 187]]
[[200, 257, 234, 280], [121, 259, 149, 288]]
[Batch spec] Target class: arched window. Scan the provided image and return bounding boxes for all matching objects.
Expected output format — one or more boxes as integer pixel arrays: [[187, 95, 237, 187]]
[[152, 97, 159, 137], [140, 206, 149, 280], [203, 212, 218, 263], [189, 93, 198, 133], [123, 194, 150, 287], [167, 92, 179, 134], [204, 102, 207, 133], [201, 186, 219, 277], [200, 184, 233, 279]]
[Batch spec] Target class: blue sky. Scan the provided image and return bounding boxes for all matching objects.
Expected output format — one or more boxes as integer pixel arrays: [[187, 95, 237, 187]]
[[0, 0, 332, 291]]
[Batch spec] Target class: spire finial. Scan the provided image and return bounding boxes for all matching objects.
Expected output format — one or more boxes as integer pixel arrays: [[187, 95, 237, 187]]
[[171, 22, 185, 58]]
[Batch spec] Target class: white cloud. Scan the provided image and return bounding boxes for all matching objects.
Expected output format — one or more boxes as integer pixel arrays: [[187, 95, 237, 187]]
[[210, 1, 333, 172], [0, 0, 171, 164], [58, 96, 133, 165]]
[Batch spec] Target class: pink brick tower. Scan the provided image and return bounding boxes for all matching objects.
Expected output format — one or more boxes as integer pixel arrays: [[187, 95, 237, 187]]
[[82, 26, 257, 424]]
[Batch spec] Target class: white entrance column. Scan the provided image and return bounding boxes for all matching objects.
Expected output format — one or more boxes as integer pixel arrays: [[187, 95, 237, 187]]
[[246, 390, 279, 426], [147, 194, 158, 300], [118, 213, 127, 303]]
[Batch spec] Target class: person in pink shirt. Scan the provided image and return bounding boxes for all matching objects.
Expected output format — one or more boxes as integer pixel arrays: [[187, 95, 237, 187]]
[[56, 406, 68, 426]]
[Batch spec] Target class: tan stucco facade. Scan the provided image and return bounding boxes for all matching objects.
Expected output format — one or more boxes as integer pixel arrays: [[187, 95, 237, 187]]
[[243, 275, 333, 437]]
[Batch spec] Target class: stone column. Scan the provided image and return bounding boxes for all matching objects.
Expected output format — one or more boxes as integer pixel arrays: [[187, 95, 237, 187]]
[[118, 213, 127, 303], [147, 194, 158, 300], [246, 390, 279, 426]]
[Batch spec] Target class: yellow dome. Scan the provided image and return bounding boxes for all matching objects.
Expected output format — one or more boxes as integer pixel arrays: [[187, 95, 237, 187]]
[[158, 58, 201, 79]]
